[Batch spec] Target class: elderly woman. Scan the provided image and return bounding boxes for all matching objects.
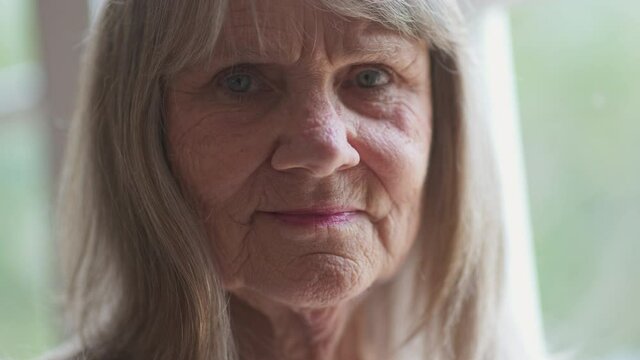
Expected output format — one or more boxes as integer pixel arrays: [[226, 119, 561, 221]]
[[45, 0, 535, 359]]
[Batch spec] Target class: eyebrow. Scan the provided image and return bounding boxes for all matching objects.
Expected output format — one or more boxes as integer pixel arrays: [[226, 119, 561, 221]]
[[338, 37, 421, 64], [211, 34, 421, 68]]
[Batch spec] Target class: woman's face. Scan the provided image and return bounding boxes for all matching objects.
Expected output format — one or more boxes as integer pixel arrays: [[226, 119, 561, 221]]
[[166, 0, 432, 309]]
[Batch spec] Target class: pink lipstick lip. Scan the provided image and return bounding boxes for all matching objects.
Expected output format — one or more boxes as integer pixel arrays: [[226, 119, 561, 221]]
[[271, 208, 360, 216]]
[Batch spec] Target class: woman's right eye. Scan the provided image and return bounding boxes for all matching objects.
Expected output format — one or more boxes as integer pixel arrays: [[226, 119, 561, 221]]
[[223, 73, 254, 93]]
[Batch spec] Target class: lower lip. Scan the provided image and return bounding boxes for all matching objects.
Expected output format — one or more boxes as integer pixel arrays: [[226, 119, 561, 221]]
[[268, 211, 360, 226]]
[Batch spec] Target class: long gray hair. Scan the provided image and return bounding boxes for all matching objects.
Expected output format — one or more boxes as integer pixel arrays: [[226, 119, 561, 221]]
[[48, 0, 521, 359]]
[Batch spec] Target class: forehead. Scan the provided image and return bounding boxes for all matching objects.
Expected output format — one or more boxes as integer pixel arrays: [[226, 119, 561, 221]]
[[212, 0, 424, 65]]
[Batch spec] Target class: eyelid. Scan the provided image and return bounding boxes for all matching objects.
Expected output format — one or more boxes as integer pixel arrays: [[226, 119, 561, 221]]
[[216, 65, 255, 85], [217, 63, 255, 76], [352, 63, 393, 75]]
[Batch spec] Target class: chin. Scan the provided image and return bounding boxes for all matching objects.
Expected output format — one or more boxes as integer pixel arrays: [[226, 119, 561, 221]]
[[264, 253, 376, 309]]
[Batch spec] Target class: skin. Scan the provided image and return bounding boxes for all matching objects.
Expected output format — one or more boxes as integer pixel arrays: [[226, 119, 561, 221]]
[[165, 1, 432, 358]]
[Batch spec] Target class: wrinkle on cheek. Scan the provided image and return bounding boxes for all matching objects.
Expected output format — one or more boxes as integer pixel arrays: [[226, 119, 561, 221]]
[[208, 195, 265, 289], [355, 106, 431, 244], [373, 100, 431, 141], [170, 108, 242, 148], [170, 130, 265, 206], [370, 102, 431, 177], [226, 226, 256, 289]]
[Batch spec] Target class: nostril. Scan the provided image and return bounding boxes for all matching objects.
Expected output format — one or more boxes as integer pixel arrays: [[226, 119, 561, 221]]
[[336, 142, 360, 170]]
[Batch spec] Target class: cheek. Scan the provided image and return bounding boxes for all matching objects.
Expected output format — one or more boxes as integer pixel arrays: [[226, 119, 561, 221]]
[[165, 100, 277, 285], [165, 101, 273, 206], [353, 101, 431, 273], [356, 102, 431, 204]]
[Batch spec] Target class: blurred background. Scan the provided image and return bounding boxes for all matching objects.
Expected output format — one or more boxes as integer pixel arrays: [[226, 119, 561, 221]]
[[0, 0, 638, 359]]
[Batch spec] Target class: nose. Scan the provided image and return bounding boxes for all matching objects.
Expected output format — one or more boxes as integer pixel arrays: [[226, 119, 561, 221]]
[[270, 92, 360, 177]]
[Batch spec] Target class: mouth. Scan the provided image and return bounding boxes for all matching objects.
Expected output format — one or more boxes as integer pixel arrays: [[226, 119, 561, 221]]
[[262, 208, 363, 226]]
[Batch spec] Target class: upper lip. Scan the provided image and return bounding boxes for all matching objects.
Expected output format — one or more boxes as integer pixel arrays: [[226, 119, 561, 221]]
[[263, 207, 362, 215]]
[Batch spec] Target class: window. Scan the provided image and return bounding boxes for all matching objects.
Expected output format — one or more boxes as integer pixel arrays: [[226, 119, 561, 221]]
[[511, 1, 640, 358], [0, 0, 54, 358]]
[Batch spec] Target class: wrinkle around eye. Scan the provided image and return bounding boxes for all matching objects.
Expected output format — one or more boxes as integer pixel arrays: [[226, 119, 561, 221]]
[[341, 90, 426, 132], [340, 83, 405, 112]]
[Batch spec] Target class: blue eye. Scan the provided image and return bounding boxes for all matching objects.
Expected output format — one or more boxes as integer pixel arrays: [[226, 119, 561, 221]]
[[355, 69, 390, 88], [224, 73, 253, 93]]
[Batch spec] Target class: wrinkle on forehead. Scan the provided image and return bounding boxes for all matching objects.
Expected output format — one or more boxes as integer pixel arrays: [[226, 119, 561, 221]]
[[210, 0, 425, 68], [213, 0, 306, 65]]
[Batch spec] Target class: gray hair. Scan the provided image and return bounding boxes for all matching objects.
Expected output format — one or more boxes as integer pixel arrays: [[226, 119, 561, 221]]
[[48, 0, 524, 359]]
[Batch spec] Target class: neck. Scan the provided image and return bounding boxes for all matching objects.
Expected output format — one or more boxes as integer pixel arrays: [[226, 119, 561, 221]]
[[230, 294, 364, 360]]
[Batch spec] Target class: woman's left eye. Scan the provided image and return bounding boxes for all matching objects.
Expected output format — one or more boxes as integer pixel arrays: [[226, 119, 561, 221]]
[[354, 68, 391, 88]]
